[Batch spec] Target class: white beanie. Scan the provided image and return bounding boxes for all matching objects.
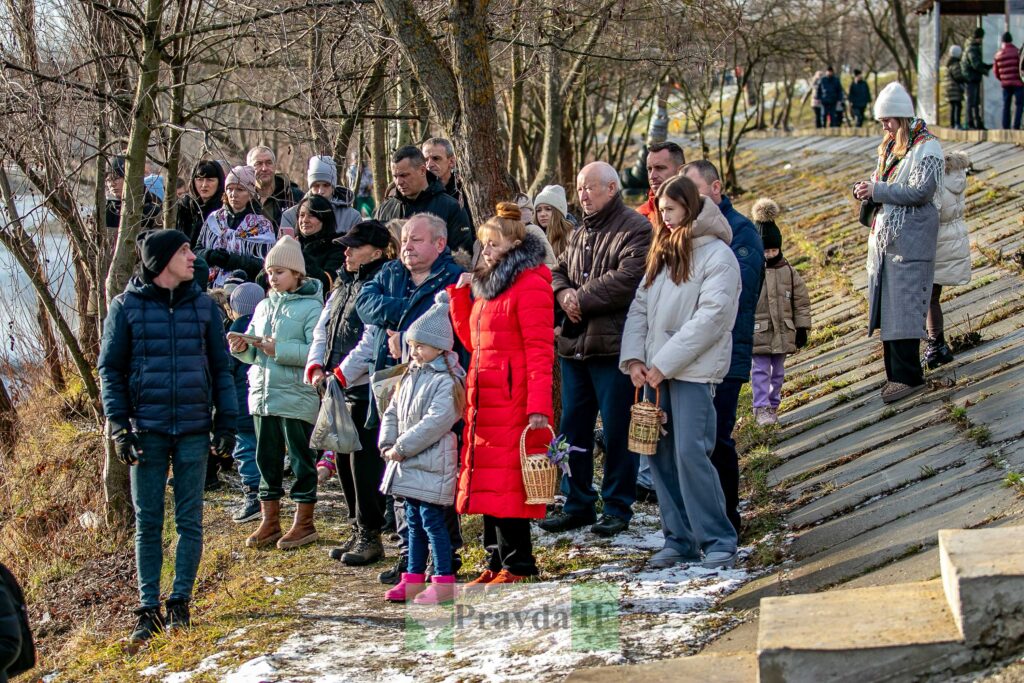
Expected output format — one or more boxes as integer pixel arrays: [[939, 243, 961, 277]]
[[307, 155, 337, 187], [874, 82, 915, 120], [532, 185, 568, 218], [950, 45, 962, 59]]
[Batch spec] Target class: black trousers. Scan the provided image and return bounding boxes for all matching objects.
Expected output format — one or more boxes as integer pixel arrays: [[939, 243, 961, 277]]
[[950, 101, 962, 129], [927, 284, 944, 339], [337, 398, 386, 533], [966, 82, 983, 129], [708, 377, 743, 535], [883, 339, 924, 387], [483, 516, 538, 576]]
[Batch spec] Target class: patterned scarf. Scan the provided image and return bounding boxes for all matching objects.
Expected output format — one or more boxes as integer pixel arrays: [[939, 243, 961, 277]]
[[876, 119, 936, 182]]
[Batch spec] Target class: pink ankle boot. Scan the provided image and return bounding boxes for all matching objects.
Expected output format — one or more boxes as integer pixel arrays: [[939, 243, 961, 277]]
[[413, 575, 457, 605], [384, 573, 427, 602]]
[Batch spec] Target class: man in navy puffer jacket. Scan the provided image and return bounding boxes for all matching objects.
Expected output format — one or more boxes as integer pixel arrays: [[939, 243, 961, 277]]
[[684, 161, 765, 536], [98, 229, 237, 646]]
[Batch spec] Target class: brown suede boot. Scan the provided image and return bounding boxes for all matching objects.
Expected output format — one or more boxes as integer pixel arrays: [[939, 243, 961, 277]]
[[277, 502, 318, 550], [245, 500, 282, 548]]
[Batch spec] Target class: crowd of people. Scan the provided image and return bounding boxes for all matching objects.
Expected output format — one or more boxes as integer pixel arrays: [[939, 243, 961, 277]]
[[96, 81, 972, 646]]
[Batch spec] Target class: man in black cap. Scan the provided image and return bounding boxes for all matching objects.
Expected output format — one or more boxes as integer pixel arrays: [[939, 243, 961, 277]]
[[306, 220, 394, 566], [98, 229, 237, 647]]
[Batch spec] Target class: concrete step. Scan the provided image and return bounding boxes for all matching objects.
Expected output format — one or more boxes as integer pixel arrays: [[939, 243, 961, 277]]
[[567, 652, 756, 682], [940, 526, 1024, 652], [757, 580, 970, 683]]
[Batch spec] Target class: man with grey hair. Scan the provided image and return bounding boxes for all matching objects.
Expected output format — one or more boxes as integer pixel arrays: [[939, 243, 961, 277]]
[[356, 211, 466, 584], [422, 137, 473, 227], [246, 145, 302, 228], [375, 145, 473, 253], [542, 161, 652, 537]]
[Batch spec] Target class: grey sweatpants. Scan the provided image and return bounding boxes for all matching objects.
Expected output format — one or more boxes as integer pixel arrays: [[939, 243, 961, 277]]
[[648, 380, 738, 557]]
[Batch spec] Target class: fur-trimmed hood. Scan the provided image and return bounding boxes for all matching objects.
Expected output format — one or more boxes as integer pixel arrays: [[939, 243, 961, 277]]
[[471, 231, 549, 300]]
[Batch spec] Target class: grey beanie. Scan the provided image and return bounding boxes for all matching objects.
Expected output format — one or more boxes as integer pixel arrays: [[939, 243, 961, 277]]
[[307, 155, 338, 187], [406, 290, 454, 352], [229, 282, 265, 317]]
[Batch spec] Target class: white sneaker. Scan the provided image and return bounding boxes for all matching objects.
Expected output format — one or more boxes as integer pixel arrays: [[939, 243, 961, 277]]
[[755, 407, 772, 426], [766, 407, 780, 425], [648, 546, 700, 569]]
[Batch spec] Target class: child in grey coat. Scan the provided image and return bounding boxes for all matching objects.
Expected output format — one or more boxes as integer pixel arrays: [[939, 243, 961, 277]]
[[380, 291, 465, 605]]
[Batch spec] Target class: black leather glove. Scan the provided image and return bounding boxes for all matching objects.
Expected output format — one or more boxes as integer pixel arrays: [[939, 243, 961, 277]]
[[795, 328, 809, 349], [211, 429, 236, 459], [204, 248, 230, 267], [113, 429, 141, 466]]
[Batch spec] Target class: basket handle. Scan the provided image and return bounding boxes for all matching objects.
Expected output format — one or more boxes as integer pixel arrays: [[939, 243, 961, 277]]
[[633, 384, 660, 406], [520, 424, 557, 457]]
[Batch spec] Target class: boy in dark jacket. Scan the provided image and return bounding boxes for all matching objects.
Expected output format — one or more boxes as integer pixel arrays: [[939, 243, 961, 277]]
[[848, 70, 872, 127], [962, 28, 993, 129], [226, 282, 266, 523], [98, 229, 237, 646]]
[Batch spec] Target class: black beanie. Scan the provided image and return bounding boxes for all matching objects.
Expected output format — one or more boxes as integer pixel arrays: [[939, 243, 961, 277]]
[[761, 223, 783, 251], [973, 27, 985, 40], [138, 229, 190, 280]]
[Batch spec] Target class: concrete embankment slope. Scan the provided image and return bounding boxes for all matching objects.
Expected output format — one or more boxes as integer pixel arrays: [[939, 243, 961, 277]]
[[573, 131, 1024, 681]]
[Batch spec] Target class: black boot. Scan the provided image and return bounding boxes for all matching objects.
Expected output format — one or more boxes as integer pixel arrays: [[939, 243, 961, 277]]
[[165, 598, 191, 632], [204, 457, 222, 491], [342, 527, 385, 566], [378, 552, 408, 585], [328, 525, 359, 561], [924, 335, 955, 369], [130, 606, 165, 644]]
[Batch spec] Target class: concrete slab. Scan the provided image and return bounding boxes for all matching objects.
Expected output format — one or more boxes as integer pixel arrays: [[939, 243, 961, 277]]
[[757, 580, 968, 683], [567, 652, 757, 683], [940, 526, 1024, 650]]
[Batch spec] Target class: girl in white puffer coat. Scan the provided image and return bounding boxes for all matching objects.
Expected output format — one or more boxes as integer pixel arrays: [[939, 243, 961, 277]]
[[926, 151, 972, 369]]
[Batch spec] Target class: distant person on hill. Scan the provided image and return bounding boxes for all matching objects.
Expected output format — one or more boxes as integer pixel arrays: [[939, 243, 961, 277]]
[[810, 70, 824, 128], [926, 151, 973, 369], [946, 45, 968, 130], [848, 70, 872, 127], [749, 199, 811, 426], [962, 28, 992, 130], [98, 229, 237, 646], [993, 32, 1023, 130], [816, 66, 845, 128], [853, 82, 943, 403]]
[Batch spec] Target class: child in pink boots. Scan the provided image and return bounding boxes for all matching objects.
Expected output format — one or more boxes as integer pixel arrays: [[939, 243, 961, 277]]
[[379, 292, 465, 604]]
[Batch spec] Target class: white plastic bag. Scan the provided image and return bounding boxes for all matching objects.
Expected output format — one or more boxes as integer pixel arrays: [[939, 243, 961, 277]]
[[309, 376, 362, 454]]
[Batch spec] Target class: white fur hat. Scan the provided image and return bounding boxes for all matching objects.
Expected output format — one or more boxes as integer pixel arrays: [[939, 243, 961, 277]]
[[532, 185, 568, 218], [874, 82, 915, 120]]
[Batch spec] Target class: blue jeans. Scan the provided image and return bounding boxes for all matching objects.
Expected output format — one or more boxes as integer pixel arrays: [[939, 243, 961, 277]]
[[648, 381, 737, 556], [232, 430, 260, 492], [559, 357, 638, 522], [1003, 85, 1024, 130], [405, 499, 453, 576], [131, 432, 209, 608]]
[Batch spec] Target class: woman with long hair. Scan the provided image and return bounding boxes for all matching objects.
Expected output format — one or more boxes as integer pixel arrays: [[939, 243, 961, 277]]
[[532, 185, 574, 260], [619, 175, 740, 570], [448, 202, 554, 584], [176, 160, 225, 244], [853, 82, 943, 403]]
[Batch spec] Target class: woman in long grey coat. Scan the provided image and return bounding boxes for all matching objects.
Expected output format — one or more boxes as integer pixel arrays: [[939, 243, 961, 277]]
[[854, 82, 944, 404]]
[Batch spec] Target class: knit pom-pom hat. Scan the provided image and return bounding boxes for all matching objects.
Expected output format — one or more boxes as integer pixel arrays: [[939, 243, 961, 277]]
[[752, 198, 783, 251], [406, 289, 454, 352]]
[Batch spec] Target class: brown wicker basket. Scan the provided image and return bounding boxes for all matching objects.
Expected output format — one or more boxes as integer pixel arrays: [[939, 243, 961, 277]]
[[628, 385, 662, 455], [520, 425, 558, 505]]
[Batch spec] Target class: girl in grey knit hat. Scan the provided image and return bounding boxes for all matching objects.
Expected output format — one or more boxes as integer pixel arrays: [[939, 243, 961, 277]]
[[380, 291, 467, 605]]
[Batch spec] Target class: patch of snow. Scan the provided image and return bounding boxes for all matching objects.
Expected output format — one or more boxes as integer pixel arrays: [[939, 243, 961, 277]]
[[139, 663, 167, 677], [161, 652, 228, 683], [220, 655, 277, 683]]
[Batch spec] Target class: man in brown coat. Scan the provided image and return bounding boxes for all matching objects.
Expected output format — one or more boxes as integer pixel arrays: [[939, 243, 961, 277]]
[[540, 161, 652, 537]]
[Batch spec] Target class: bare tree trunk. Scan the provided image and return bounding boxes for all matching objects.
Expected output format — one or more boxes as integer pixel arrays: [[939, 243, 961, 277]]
[[372, 107, 388, 207], [35, 298, 66, 392], [0, 378, 15, 458]]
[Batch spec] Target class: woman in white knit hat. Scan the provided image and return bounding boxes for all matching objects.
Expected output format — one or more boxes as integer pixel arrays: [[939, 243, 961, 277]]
[[532, 184, 575, 260], [853, 82, 943, 404]]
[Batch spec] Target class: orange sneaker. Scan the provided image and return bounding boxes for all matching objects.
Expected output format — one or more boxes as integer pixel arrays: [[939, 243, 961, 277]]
[[467, 569, 500, 585], [486, 569, 534, 585]]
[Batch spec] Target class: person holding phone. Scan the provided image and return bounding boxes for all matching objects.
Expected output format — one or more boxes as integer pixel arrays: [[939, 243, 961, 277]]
[[98, 229, 237, 646]]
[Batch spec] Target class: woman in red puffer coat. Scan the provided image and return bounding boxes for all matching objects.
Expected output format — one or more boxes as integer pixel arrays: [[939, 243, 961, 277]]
[[448, 202, 554, 584]]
